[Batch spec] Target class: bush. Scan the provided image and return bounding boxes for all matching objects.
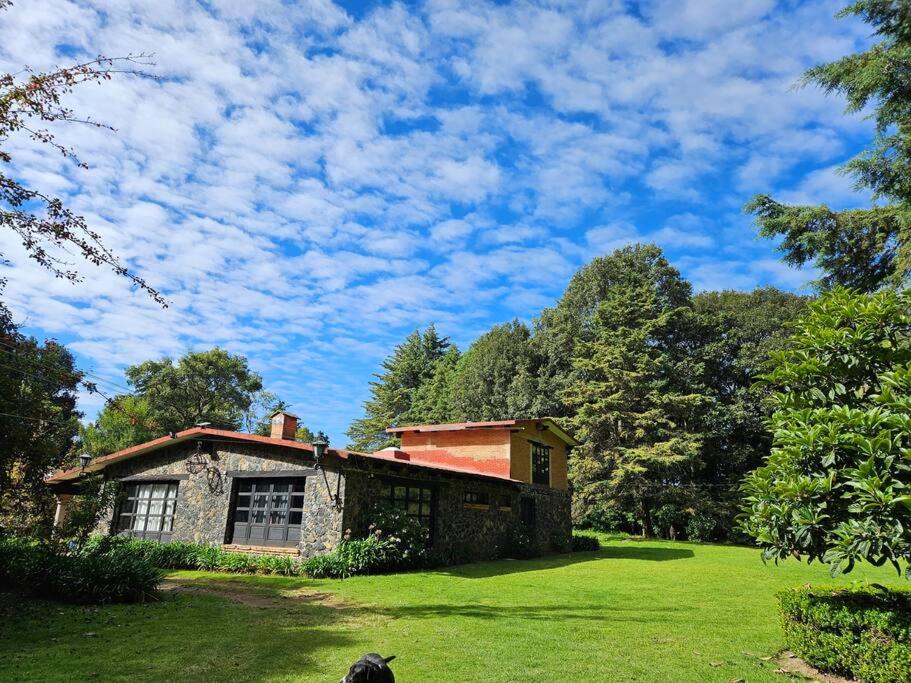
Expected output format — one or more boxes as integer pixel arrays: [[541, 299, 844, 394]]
[[503, 519, 534, 559], [779, 585, 911, 683], [686, 511, 721, 542], [571, 533, 600, 552], [653, 504, 688, 540], [579, 504, 625, 533], [302, 551, 350, 579], [0, 535, 161, 604]]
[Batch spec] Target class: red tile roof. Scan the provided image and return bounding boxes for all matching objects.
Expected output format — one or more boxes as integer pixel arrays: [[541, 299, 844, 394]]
[[46, 425, 525, 485]]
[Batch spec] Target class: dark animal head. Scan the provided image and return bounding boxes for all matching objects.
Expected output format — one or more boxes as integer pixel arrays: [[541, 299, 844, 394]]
[[340, 653, 396, 683]]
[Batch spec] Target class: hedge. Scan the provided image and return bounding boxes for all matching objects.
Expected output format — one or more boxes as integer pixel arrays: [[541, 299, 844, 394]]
[[571, 533, 601, 552], [779, 585, 911, 683], [0, 535, 162, 604]]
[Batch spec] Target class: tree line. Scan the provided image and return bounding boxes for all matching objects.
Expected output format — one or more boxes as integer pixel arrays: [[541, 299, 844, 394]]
[[346, 244, 809, 540]]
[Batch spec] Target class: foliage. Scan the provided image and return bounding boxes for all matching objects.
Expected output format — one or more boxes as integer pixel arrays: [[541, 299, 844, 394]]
[[83, 536, 305, 576], [576, 503, 627, 533], [747, 1, 911, 291], [502, 518, 534, 559], [653, 504, 689, 540], [740, 287, 911, 576], [0, 307, 81, 534], [570, 533, 600, 552], [0, 25, 162, 302], [54, 475, 120, 548], [79, 395, 156, 457], [408, 345, 461, 425], [124, 347, 265, 433], [778, 585, 911, 682], [562, 245, 707, 537], [347, 325, 451, 451], [0, 535, 161, 604], [449, 320, 540, 421], [686, 511, 722, 543]]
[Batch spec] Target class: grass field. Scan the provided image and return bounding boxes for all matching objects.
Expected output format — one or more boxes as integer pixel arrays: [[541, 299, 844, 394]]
[[1, 536, 904, 682]]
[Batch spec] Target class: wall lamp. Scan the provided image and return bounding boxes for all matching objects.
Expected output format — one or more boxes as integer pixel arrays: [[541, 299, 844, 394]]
[[310, 431, 341, 509]]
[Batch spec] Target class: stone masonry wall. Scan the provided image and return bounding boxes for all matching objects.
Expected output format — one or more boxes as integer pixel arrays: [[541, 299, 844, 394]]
[[94, 442, 344, 557], [341, 459, 571, 561]]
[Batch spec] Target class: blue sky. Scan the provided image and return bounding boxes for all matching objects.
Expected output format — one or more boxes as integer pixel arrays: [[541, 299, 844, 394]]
[[0, 0, 872, 444]]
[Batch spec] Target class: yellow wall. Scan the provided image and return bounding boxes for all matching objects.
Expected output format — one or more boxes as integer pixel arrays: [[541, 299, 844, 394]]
[[509, 422, 569, 490]]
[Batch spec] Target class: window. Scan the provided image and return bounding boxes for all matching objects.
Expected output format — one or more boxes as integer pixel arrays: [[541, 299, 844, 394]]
[[230, 478, 306, 547], [387, 483, 433, 529], [531, 442, 551, 486], [498, 494, 512, 511], [116, 482, 179, 541], [464, 491, 490, 508]]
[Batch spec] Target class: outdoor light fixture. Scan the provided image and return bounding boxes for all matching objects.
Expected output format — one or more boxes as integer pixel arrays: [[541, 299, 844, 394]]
[[311, 431, 329, 464], [310, 432, 340, 508], [79, 453, 92, 471]]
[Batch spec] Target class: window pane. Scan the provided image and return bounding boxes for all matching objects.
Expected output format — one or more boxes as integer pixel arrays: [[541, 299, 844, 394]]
[[166, 483, 179, 499], [421, 503, 431, 516], [235, 494, 250, 508], [271, 494, 289, 510], [235, 509, 249, 523], [290, 494, 304, 509], [251, 509, 265, 524], [272, 482, 290, 494], [151, 483, 168, 499], [394, 486, 406, 500], [239, 480, 253, 492], [252, 494, 268, 509], [289, 511, 302, 525], [421, 488, 432, 501], [148, 500, 163, 516], [408, 501, 419, 515], [270, 510, 287, 525], [163, 515, 175, 532], [139, 484, 154, 499]]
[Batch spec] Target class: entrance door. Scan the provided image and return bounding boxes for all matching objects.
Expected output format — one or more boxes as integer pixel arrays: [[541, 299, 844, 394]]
[[231, 478, 305, 547]]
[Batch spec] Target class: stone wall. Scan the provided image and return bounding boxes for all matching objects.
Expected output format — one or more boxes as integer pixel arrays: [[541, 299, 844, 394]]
[[341, 458, 571, 561], [94, 442, 344, 557]]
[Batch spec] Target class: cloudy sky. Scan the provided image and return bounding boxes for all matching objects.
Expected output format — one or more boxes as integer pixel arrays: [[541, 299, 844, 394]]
[[0, 0, 872, 443]]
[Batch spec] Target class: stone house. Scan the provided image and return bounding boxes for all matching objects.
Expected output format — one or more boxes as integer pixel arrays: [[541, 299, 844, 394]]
[[48, 414, 576, 561]]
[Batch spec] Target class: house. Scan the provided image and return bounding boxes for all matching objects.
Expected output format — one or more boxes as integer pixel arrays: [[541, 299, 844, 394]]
[[47, 413, 576, 561]]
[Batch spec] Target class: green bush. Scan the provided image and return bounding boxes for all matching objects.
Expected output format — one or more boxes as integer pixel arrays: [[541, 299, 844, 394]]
[[0, 535, 161, 604], [579, 504, 625, 533], [571, 533, 601, 552], [686, 511, 721, 542], [302, 550, 352, 579], [779, 585, 911, 683], [653, 504, 688, 540]]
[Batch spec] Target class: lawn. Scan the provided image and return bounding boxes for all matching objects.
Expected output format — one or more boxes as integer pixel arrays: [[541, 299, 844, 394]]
[[1, 536, 904, 682]]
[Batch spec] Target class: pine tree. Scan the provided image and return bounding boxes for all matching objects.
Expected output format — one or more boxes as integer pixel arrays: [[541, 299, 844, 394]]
[[748, 1, 911, 291], [562, 258, 707, 537], [408, 346, 461, 424], [346, 325, 450, 451]]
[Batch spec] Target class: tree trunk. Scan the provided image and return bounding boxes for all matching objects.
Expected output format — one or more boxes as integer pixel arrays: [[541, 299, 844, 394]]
[[640, 498, 655, 538]]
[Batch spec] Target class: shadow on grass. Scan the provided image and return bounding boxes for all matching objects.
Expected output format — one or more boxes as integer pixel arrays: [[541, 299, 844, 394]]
[[372, 601, 681, 623], [432, 544, 694, 579]]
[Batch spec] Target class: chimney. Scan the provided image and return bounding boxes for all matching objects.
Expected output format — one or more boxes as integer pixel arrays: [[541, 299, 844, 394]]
[[270, 411, 299, 440]]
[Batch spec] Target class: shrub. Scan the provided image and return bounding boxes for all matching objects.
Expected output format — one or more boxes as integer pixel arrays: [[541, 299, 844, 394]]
[[571, 533, 601, 552], [503, 519, 534, 559], [779, 585, 911, 683], [653, 504, 688, 540], [579, 504, 625, 533], [0, 535, 161, 604], [303, 551, 351, 579], [686, 512, 721, 542]]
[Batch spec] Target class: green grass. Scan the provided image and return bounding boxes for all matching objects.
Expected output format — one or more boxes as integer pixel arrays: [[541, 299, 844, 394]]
[[1, 536, 905, 682]]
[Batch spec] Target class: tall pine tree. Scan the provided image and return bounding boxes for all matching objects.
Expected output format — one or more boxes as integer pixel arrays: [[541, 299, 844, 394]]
[[561, 248, 707, 537], [748, 1, 911, 291], [346, 325, 450, 451]]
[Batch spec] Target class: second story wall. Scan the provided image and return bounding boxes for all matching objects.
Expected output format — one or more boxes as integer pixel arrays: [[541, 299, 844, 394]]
[[399, 428, 512, 477]]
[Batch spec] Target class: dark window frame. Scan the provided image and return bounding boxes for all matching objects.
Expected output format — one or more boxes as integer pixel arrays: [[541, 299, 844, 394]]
[[464, 491, 490, 508], [115, 481, 180, 542], [385, 482, 435, 533], [229, 477, 306, 548], [531, 441, 552, 486]]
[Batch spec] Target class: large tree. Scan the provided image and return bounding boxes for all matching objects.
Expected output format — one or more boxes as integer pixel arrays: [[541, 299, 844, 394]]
[[561, 246, 708, 537], [124, 348, 264, 434], [0, 302, 81, 533], [449, 320, 540, 422], [748, 1, 911, 292], [79, 395, 156, 457], [347, 325, 450, 451]]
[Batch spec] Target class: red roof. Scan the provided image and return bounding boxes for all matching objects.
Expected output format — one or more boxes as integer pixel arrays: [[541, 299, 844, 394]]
[[46, 426, 524, 485], [387, 418, 579, 446]]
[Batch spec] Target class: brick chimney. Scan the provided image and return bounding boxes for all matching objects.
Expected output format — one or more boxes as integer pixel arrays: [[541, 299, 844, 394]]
[[270, 411, 299, 440]]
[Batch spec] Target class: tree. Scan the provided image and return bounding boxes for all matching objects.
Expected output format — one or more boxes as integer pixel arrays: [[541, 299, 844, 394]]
[[347, 326, 450, 451], [408, 346, 460, 425], [0, 6, 162, 302], [535, 244, 692, 418], [740, 287, 911, 576], [747, 1, 911, 292], [562, 247, 707, 537], [79, 395, 156, 457], [0, 301, 81, 533], [125, 348, 264, 434], [449, 321, 539, 421]]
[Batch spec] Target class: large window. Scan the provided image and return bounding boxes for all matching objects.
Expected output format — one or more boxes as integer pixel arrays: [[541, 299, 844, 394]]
[[116, 482, 179, 542], [387, 483, 434, 529], [531, 442, 551, 486], [230, 478, 306, 548]]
